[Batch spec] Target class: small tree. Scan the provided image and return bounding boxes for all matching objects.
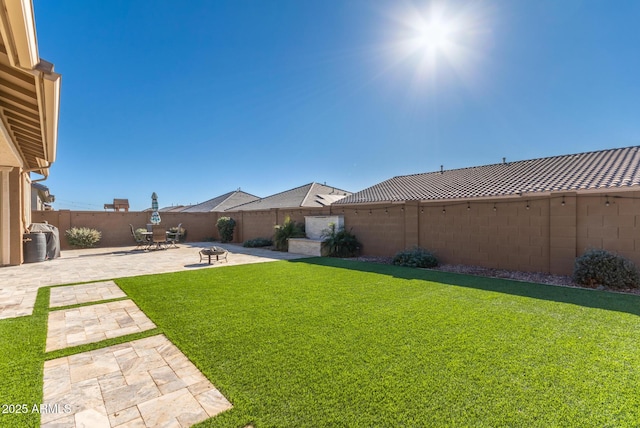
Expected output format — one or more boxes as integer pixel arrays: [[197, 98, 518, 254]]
[[321, 223, 360, 257], [273, 217, 305, 251], [216, 217, 236, 243]]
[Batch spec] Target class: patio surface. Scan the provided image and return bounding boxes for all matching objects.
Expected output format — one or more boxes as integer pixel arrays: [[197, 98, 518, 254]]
[[0, 242, 307, 427], [0, 242, 306, 320]]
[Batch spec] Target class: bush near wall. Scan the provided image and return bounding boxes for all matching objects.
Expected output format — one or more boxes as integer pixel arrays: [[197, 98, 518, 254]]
[[217, 217, 236, 243], [65, 227, 102, 248], [393, 247, 438, 268], [273, 217, 305, 251], [243, 238, 273, 248], [321, 223, 361, 257], [573, 249, 640, 289]]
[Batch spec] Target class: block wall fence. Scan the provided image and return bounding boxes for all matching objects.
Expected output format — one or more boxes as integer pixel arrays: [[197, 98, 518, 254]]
[[33, 190, 640, 275]]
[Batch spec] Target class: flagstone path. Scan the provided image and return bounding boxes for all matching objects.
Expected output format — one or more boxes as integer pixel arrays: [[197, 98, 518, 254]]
[[50, 281, 127, 308], [42, 335, 232, 427], [41, 280, 233, 427], [46, 298, 156, 352]]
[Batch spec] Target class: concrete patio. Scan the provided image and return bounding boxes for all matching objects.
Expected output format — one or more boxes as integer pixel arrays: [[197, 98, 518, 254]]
[[0, 242, 307, 320]]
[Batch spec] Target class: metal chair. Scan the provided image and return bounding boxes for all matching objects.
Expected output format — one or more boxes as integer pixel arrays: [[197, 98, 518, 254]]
[[130, 224, 148, 250], [151, 227, 167, 250], [167, 223, 182, 248]]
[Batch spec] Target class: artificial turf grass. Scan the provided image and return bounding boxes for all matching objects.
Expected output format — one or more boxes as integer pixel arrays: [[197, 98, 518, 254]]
[[116, 259, 640, 427], [0, 287, 49, 428]]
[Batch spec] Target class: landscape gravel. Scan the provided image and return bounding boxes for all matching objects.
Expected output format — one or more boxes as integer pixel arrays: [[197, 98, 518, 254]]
[[347, 256, 640, 295]]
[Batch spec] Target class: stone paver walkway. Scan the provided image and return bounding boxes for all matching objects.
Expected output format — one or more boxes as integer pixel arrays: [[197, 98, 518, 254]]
[[42, 334, 232, 427], [46, 299, 156, 352], [50, 281, 127, 308], [0, 242, 307, 320]]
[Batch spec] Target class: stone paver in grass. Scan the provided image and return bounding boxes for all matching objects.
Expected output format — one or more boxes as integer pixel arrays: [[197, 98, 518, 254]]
[[42, 334, 233, 427], [46, 300, 156, 352], [50, 280, 127, 308], [0, 285, 35, 319]]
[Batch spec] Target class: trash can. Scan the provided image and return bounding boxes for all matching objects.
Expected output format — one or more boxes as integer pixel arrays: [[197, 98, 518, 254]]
[[29, 223, 60, 259], [23, 232, 46, 263]]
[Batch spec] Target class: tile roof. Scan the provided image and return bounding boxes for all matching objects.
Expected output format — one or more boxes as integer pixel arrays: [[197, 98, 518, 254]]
[[182, 190, 260, 212], [337, 146, 640, 204], [229, 182, 351, 211], [158, 205, 192, 212]]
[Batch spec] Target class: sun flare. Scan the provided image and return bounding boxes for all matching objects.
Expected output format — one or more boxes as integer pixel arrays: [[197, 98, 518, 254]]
[[386, 1, 490, 87]]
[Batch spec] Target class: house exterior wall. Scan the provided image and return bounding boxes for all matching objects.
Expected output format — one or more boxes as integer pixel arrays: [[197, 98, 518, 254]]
[[31, 189, 639, 275], [9, 168, 24, 265]]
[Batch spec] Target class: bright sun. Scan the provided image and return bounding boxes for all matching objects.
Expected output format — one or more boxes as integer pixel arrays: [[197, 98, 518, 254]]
[[387, 2, 489, 86], [418, 16, 455, 53]]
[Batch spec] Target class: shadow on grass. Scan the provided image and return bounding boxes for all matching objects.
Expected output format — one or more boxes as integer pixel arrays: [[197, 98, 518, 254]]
[[292, 257, 640, 317]]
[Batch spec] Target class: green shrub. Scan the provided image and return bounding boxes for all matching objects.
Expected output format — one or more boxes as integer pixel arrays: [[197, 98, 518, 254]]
[[65, 227, 102, 248], [392, 247, 438, 268], [273, 217, 305, 251], [321, 223, 361, 257], [216, 217, 236, 243], [134, 228, 147, 241], [573, 249, 640, 289], [243, 238, 273, 248]]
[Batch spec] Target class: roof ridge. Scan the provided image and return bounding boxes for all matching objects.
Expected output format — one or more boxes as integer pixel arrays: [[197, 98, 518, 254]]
[[396, 146, 640, 180]]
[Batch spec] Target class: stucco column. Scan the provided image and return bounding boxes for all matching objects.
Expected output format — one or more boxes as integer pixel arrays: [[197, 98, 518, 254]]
[[0, 166, 13, 265], [8, 168, 22, 265]]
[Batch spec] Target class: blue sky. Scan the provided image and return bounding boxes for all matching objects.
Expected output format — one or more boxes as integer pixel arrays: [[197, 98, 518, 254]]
[[33, 0, 640, 211]]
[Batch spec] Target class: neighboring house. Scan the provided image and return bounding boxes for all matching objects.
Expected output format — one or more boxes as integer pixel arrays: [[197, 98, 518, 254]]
[[104, 198, 130, 212], [336, 146, 640, 205], [229, 182, 351, 211], [182, 190, 259, 212], [31, 182, 54, 211], [142, 205, 193, 212], [0, 0, 61, 266], [159, 205, 193, 213]]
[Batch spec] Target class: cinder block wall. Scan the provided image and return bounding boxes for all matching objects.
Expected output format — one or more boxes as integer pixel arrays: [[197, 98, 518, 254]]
[[32, 190, 639, 275], [576, 192, 640, 265], [417, 198, 551, 272], [32, 210, 220, 250]]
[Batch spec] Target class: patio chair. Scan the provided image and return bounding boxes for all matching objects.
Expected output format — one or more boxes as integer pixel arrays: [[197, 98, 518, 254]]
[[166, 223, 182, 248], [130, 224, 148, 250], [151, 226, 168, 250]]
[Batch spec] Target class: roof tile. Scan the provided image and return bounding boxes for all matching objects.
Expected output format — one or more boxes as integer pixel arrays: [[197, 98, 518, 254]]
[[337, 146, 640, 204]]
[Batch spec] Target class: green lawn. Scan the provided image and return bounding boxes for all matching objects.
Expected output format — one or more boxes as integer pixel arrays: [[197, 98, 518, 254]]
[[1, 259, 639, 427], [116, 259, 640, 427], [0, 288, 48, 428]]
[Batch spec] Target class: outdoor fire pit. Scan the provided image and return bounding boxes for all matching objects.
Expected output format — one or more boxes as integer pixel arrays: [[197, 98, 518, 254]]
[[199, 247, 228, 264]]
